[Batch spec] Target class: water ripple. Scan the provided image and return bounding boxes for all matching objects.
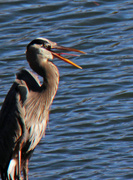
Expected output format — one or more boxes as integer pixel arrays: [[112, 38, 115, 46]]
[[1, 0, 133, 179]]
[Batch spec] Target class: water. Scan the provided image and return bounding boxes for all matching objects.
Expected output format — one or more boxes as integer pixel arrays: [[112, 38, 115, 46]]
[[0, 0, 133, 179]]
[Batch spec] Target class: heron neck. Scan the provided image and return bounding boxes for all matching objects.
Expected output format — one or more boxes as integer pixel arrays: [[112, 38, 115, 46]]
[[41, 61, 59, 106]]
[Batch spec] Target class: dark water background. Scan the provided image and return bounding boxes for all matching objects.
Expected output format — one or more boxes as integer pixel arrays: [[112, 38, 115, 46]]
[[1, 0, 133, 179]]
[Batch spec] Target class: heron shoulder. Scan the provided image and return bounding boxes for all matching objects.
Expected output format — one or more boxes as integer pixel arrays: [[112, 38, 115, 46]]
[[16, 69, 41, 91]]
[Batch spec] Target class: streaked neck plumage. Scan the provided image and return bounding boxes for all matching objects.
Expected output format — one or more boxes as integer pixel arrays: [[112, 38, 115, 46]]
[[26, 45, 59, 107]]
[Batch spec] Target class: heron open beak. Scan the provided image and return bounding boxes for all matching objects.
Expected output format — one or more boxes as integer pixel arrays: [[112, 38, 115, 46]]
[[51, 45, 86, 69]]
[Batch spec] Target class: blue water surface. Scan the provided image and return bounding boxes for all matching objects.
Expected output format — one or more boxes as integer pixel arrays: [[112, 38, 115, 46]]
[[1, 0, 133, 179]]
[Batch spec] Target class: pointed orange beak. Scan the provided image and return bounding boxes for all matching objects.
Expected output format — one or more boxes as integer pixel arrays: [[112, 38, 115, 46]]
[[51, 45, 86, 69]]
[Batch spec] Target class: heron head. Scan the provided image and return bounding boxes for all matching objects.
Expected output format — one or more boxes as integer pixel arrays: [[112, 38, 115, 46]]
[[26, 37, 85, 70]]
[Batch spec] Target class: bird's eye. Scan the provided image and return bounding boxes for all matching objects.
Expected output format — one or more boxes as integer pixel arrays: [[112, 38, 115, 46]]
[[40, 43, 46, 47], [46, 45, 51, 50], [44, 43, 51, 50], [40, 43, 51, 50]]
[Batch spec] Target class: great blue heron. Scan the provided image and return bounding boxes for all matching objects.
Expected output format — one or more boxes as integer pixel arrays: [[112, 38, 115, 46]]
[[0, 38, 85, 180]]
